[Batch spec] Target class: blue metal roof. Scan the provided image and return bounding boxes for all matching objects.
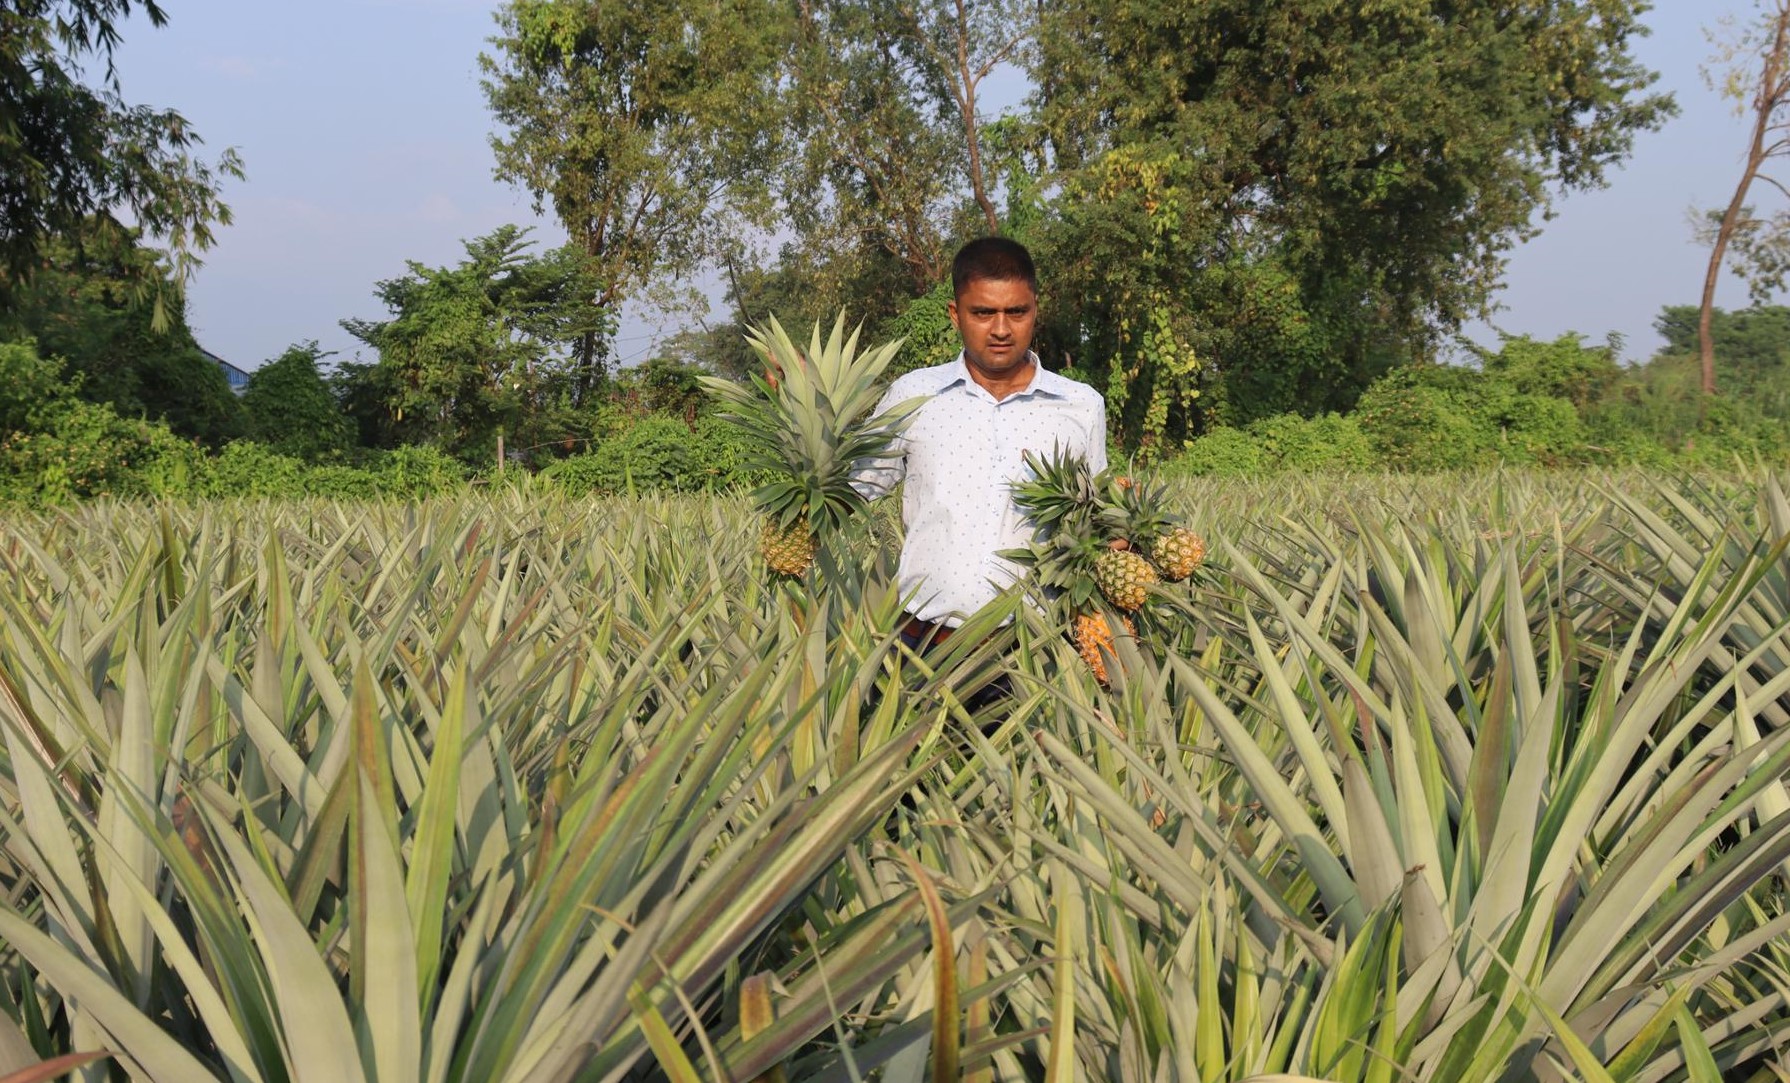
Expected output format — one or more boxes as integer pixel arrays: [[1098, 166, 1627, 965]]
[[198, 347, 253, 393]]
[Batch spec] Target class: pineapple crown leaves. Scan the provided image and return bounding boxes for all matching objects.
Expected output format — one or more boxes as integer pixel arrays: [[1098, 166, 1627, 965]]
[[1011, 447, 1105, 531], [1003, 447, 1116, 604], [699, 312, 924, 530], [1097, 468, 1181, 548]]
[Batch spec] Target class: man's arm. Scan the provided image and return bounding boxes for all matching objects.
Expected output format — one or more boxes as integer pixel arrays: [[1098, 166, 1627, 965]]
[[1085, 397, 1109, 476], [849, 384, 910, 500]]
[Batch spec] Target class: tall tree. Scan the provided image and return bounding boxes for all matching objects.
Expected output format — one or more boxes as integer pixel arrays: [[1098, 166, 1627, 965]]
[[787, 0, 963, 293], [1032, 0, 1674, 446], [480, 0, 787, 398], [783, 0, 1034, 294], [340, 226, 610, 462], [1696, 0, 1790, 395], [0, 0, 242, 321], [895, 0, 1034, 234], [1659, 302, 1790, 413], [1, 226, 243, 445], [241, 343, 353, 461]]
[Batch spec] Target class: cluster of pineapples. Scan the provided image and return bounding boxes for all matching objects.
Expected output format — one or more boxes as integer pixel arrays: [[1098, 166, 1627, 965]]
[[1008, 450, 1207, 682], [699, 314, 919, 576]]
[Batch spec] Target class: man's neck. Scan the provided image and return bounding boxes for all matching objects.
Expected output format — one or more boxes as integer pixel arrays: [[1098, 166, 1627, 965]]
[[967, 355, 1037, 401]]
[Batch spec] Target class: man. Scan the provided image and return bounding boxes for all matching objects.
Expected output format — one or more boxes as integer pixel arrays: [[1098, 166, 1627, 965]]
[[854, 237, 1108, 647]]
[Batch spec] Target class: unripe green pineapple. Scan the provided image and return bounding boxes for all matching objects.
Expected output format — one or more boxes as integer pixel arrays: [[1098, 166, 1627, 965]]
[[701, 314, 921, 577], [1094, 548, 1158, 611]]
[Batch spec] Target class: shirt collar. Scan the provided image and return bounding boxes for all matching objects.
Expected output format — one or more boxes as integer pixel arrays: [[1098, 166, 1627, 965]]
[[942, 351, 1067, 400]]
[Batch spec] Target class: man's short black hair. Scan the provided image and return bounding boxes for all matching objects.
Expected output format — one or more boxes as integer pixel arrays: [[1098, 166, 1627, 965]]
[[952, 236, 1037, 297]]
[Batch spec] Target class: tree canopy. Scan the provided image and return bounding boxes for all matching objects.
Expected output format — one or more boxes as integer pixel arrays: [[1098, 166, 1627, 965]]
[[480, 0, 788, 395], [241, 343, 353, 461], [0, 1, 241, 316], [339, 225, 612, 461], [1, 227, 243, 445], [1026, 0, 1674, 445]]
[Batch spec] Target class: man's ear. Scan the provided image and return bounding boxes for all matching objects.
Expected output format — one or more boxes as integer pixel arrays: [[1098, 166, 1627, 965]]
[[946, 299, 961, 333]]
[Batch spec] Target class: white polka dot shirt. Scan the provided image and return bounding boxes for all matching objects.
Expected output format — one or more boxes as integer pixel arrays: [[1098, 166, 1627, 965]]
[[853, 352, 1108, 626]]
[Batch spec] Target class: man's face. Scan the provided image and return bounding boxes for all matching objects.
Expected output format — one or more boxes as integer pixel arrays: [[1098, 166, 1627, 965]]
[[949, 276, 1037, 381]]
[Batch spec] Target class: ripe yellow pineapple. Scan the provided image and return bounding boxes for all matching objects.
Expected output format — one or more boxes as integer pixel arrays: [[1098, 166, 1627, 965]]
[[759, 518, 816, 576], [701, 315, 920, 577], [1072, 610, 1134, 685], [1152, 526, 1206, 581]]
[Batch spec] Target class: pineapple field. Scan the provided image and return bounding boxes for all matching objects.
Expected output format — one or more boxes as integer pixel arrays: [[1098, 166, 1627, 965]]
[[0, 467, 1788, 1081]]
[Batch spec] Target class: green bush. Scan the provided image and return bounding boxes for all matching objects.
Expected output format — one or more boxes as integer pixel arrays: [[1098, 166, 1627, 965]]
[[880, 281, 959, 378], [689, 414, 769, 490], [201, 441, 311, 499], [0, 339, 67, 434], [1166, 426, 1265, 477], [0, 398, 199, 504], [195, 441, 469, 501], [1247, 412, 1377, 472], [542, 417, 700, 496], [372, 444, 469, 498], [304, 464, 384, 500], [1353, 368, 1496, 472], [1474, 333, 1620, 408], [1582, 415, 1674, 468], [1473, 383, 1590, 465], [538, 453, 611, 497]]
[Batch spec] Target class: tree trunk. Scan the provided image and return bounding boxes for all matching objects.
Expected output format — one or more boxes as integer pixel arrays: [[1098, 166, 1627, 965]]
[[1700, 200, 1741, 397], [1701, 4, 1790, 395], [955, 6, 999, 233]]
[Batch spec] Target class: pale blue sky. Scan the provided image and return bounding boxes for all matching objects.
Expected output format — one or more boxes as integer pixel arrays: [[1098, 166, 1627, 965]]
[[111, 1, 1760, 371]]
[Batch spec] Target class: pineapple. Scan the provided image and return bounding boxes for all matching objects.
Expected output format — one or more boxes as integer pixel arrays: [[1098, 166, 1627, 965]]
[[1102, 471, 1205, 582], [1008, 449, 1145, 681], [759, 518, 816, 576], [701, 315, 920, 576], [1094, 547, 1158, 611], [1152, 526, 1206, 581], [1072, 610, 1134, 685]]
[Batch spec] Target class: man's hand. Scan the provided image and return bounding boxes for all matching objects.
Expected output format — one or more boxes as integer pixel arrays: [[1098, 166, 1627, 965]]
[[1109, 476, 1135, 552]]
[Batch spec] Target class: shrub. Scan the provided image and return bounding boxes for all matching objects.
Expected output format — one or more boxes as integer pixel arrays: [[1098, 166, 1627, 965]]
[[1165, 426, 1264, 477], [689, 414, 768, 490], [370, 444, 469, 498], [1355, 368, 1495, 471], [1474, 333, 1620, 408], [538, 453, 611, 497], [201, 441, 311, 499], [1472, 383, 1589, 465], [880, 282, 959, 378], [542, 417, 700, 496], [1246, 412, 1377, 472], [1582, 415, 1674, 468], [0, 339, 68, 433], [306, 464, 384, 500], [0, 397, 196, 504]]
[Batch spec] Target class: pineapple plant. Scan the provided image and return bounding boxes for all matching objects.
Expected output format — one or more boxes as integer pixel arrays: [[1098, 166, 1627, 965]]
[[701, 314, 921, 576], [1008, 449, 1147, 681], [1104, 471, 1206, 581]]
